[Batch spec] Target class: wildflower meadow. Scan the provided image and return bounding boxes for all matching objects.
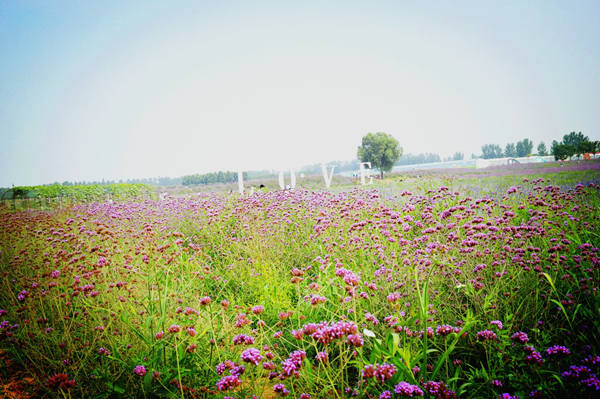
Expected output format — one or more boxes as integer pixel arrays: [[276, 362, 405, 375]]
[[1, 163, 600, 398]]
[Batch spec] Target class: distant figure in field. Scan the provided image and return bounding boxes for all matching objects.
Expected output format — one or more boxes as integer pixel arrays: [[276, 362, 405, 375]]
[[259, 184, 265, 190]]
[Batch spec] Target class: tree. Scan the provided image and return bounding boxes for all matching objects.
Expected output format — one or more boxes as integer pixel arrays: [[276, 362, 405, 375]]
[[516, 139, 533, 157], [562, 131, 598, 157], [551, 140, 572, 161], [504, 143, 517, 158], [357, 132, 402, 179], [551, 132, 598, 160], [481, 144, 503, 159], [452, 152, 464, 161], [537, 142, 548, 156]]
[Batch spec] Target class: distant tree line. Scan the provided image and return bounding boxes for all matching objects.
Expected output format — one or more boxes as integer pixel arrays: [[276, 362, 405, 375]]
[[395, 153, 442, 165], [181, 171, 248, 186], [55, 177, 183, 187], [299, 160, 361, 176], [481, 139, 536, 159], [479, 132, 598, 161], [551, 132, 599, 160]]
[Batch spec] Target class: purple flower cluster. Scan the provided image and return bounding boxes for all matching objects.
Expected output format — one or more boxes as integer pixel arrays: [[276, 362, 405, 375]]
[[300, 320, 359, 345], [524, 346, 543, 365], [490, 320, 503, 330], [423, 381, 457, 398], [546, 345, 571, 357], [435, 324, 461, 337], [232, 333, 255, 345], [498, 394, 519, 399], [394, 381, 424, 396], [315, 351, 328, 363], [511, 331, 529, 343], [241, 348, 263, 365], [273, 383, 290, 396], [280, 350, 307, 378], [216, 375, 241, 391], [251, 305, 264, 314], [362, 363, 397, 383], [476, 329, 498, 342], [562, 365, 592, 380], [133, 365, 146, 376]]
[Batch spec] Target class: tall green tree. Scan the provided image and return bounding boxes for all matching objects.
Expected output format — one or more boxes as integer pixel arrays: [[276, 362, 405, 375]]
[[562, 131, 598, 156], [537, 142, 548, 156], [357, 132, 402, 179], [481, 144, 503, 159], [551, 132, 598, 160], [504, 143, 517, 157], [551, 140, 572, 160], [516, 139, 533, 157]]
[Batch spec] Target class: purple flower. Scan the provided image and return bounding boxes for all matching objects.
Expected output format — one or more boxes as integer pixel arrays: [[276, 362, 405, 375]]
[[546, 345, 571, 357], [167, 324, 181, 334], [380, 391, 392, 399], [241, 348, 263, 365], [363, 363, 397, 383], [347, 334, 364, 347], [315, 351, 328, 363], [233, 334, 255, 345], [562, 365, 591, 380], [490, 320, 503, 330], [580, 375, 600, 390], [216, 375, 241, 391], [423, 381, 456, 398], [524, 346, 543, 365], [251, 305, 264, 314], [511, 331, 529, 343], [17, 290, 28, 302], [133, 365, 146, 376], [394, 381, 424, 396], [274, 383, 290, 396], [477, 329, 497, 341]]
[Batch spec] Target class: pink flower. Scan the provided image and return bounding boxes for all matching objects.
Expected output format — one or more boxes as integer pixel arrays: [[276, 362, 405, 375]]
[[167, 324, 181, 334], [251, 305, 264, 314], [133, 365, 146, 376], [200, 296, 211, 305], [241, 348, 263, 365], [315, 351, 328, 363]]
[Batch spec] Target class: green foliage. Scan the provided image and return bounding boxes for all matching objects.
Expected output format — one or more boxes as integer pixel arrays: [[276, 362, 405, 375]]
[[395, 153, 441, 165], [2, 183, 153, 202], [452, 152, 464, 161], [481, 144, 503, 159], [516, 138, 533, 157], [357, 132, 402, 178], [182, 171, 247, 186], [537, 142, 548, 156], [552, 131, 599, 160], [504, 143, 517, 158]]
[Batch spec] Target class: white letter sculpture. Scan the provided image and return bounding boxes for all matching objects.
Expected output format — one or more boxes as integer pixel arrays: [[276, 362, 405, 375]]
[[359, 162, 373, 185], [278, 169, 296, 190], [238, 171, 244, 194], [321, 164, 335, 188]]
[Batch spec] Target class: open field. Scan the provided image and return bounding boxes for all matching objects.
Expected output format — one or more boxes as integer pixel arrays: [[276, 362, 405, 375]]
[[1, 161, 600, 398]]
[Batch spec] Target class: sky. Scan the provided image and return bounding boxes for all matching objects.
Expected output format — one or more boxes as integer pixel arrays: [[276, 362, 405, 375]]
[[1, 0, 599, 186]]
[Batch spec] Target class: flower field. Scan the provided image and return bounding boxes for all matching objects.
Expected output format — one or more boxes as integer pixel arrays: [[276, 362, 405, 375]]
[[1, 166, 600, 398]]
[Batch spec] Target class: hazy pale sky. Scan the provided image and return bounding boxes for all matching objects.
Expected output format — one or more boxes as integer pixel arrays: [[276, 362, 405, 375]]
[[1, 0, 599, 186]]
